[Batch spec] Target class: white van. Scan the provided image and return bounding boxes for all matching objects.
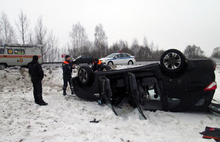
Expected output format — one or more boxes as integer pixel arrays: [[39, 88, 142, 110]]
[[0, 44, 43, 69]]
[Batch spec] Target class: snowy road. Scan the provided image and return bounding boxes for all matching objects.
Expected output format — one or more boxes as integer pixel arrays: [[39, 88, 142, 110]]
[[0, 63, 219, 142]]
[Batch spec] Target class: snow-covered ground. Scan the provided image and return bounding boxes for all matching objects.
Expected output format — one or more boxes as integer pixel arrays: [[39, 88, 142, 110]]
[[0, 63, 220, 142]]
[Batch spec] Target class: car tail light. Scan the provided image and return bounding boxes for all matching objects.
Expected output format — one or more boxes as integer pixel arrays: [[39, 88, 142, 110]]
[[204, 82, 217, 91]]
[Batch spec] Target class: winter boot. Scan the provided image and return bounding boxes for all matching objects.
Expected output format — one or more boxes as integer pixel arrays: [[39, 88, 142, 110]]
[[71, 87, 74, 95], [38, 101, 48, 106], [63, 88, 67, 96]]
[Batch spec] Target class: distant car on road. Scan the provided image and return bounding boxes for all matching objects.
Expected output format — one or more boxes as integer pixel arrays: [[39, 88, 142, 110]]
[[99, 53, 135, 65], [73, 55, 94, 65]]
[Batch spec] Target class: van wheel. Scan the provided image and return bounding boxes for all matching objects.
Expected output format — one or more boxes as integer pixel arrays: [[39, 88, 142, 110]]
[[0, 64, 6, 70], [160, 49, 186, 73], [78, 66, 93, 85]]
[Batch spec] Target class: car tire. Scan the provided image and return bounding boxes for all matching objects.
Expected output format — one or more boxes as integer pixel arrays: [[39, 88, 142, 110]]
[[107, 61, 113, 66], [100, 65, 112, 71], [78, 66, 93, 85], [0, 64, 6, 70], [160, 49, 186, 73], [128, 60, 133, 65]]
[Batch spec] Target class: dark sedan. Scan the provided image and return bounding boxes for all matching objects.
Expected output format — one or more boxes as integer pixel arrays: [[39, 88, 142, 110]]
[[73, 55, 94, 65]]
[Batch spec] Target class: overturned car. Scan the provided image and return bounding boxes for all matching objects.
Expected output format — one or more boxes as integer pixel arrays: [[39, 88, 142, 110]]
[[72, 49, 219, 119]]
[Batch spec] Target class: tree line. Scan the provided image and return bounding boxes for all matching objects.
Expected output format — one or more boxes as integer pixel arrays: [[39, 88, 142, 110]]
[[1, 11, 220, 62]]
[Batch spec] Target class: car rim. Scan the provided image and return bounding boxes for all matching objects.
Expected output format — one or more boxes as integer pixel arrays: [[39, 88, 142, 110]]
[[128, 61, 132, 65], [108, 62, 113, 66], [79, 68, 88, 83], [163, 52, 181, 70]]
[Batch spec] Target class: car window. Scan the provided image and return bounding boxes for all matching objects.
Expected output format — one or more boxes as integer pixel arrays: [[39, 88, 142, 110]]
[[14, 49, 25, 55], [106, 53, 118, 58], [114, 54, 122, 58], [82, 55, 86, 59], [123, 53, 130, 57], [87, 55, 92, 58], [7, 49, 13, 54], [0, 49, 4, 54], [76, 56, 82, 59], [115, 54, 120, 58]]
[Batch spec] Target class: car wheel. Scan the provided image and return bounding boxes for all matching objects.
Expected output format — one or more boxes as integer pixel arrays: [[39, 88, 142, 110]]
[[107, 61, 113, 66], [128, 60, 133, 65], [160, 49, 186, 73], [100, 65, 112, 71], [0, 64, 6, 70], [78, 66, 93, 85]]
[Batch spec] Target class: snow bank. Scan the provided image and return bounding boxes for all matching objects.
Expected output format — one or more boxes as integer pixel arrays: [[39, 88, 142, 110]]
[[0, 64, 219, 142]]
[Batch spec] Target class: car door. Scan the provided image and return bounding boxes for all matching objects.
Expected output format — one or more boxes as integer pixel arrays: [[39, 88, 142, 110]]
[[122, 53, 130, 64], [14, 49, 26, 66], [113, 54, 124, 65]]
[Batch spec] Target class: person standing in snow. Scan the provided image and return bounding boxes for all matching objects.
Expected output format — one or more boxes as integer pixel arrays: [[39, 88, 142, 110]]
[[28, 55, 48, 106], [62, 55, 75, 96]]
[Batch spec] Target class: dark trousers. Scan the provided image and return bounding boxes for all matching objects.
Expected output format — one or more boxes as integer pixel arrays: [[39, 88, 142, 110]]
[[32, 80, 43, 103], [63, 75, 73, 90]]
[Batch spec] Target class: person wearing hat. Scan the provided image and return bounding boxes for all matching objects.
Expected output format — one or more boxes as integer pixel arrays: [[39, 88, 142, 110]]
[[91, 58, 103, 72], [28, 55, 48, 106], [62, 55, 75, 96]]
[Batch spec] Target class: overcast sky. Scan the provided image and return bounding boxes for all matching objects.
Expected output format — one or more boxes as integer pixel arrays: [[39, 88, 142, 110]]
[[1, 0, 220, 56]]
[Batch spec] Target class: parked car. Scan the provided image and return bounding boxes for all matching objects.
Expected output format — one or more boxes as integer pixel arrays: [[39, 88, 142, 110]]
[[72, 49, 219, 119], [0, 44, 42, 69], [99, 52, 135, 65], [73, 55, 94, 65]]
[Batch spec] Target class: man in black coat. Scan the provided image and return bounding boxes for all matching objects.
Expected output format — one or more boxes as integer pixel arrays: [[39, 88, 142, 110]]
[[28, 55, 47, 106], [91, 58, 103, 72], [62, 55, 75, 96]]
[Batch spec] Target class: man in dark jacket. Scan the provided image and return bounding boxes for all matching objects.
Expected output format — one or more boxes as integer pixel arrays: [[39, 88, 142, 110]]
[[62, 55, 75, 96], [91, 58, 103, 72], [28, 55, 47, 106]]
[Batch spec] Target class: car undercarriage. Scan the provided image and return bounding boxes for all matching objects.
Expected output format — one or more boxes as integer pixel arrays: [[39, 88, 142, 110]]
[[72, 49, 219, 119]]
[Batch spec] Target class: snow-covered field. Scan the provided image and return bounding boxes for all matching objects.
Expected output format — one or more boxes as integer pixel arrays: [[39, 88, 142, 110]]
[[0, 63, 220, 142]]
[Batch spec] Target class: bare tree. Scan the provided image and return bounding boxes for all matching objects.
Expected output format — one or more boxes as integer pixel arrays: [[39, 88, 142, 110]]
[[211, 47, 220, 59], [69, 22, 89, 57], [143, 36, 148, 47], [94, 23, 108, 58], [0, 12, 17, 44], [184, 45, 205, 59], [28, 32, 34, 45], [34, 16, 47, 62], [15, 10, 30, 44], [131, 38, 140, 57], [46, 30, 59, 62]]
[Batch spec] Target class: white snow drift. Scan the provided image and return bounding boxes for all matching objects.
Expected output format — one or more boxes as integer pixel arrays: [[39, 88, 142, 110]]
[[0, 64, 220, 142]]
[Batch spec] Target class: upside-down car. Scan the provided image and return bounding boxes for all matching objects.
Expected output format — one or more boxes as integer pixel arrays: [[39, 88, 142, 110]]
[[72, 49, 219, 119]]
